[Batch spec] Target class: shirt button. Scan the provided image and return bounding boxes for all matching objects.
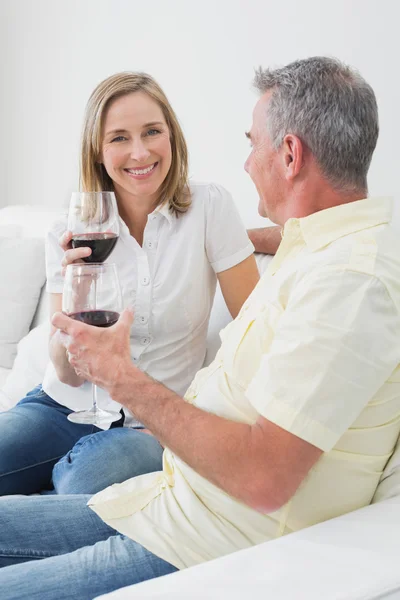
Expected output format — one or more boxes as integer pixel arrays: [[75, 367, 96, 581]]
[[146, 240, 156, 249], [132, 356, 138, 362], [141, 276, 150, 286], [138, 315, 148, 325], [140, 337, 151, 346]]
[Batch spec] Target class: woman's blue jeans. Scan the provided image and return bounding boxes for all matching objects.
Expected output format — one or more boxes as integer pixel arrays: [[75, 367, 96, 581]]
[[0, 385, 164, 495], [0, 494, 178, 599]]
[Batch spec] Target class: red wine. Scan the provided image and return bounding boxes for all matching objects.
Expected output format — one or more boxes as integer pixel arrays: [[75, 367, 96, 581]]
[[69, 310, 120, 328], [72, 233, 118, 263]]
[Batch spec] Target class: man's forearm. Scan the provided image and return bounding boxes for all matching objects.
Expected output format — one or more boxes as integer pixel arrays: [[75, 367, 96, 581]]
[[248, 226, 282, 254], [110, 369, 275, 511], [52, 309, 296, 513]]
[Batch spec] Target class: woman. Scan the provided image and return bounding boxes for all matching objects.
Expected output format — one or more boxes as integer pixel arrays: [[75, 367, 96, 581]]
[[0, 72, 260, 496]]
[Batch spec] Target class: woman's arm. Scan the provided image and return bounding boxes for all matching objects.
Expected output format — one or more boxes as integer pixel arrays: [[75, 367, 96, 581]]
[[48, 293, 85, 387], [247, 226, 282, 255], [47, 230, 92, 387], [217, 254, 259, 319]]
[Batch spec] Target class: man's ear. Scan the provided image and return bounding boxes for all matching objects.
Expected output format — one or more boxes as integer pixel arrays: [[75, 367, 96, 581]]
[[282, 134, 303, 181]]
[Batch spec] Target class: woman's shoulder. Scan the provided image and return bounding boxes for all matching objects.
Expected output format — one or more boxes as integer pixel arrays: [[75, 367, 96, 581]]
[[188, 181, 234, 210], [46, 212, 68, 240]]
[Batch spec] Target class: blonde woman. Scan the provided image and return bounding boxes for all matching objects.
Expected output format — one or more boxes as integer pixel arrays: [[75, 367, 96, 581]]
[[0, 72, 261, 496]]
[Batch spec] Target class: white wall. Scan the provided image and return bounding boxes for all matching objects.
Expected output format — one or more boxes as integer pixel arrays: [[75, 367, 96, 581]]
[[1, 0, 399, 229]]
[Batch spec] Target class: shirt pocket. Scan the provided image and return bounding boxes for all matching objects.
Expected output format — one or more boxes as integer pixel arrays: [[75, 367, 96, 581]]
[[221, 300, 284, 390], [387, 364, 400, 383]]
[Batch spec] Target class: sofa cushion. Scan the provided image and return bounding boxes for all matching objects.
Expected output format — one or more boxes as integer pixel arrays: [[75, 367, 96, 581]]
[[0, 322, 50, 411], [0, 235, 46, 368], [373, 439, 400, 503], [0, 205, 61, 238]]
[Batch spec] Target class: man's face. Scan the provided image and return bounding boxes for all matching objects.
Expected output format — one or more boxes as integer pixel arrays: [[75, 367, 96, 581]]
[[244, 93, 284, 222]]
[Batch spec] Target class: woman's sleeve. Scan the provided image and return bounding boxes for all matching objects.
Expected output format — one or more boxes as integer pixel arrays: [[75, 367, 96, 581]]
[[45, 216, 68, 294], [205, 183, 254, 273]]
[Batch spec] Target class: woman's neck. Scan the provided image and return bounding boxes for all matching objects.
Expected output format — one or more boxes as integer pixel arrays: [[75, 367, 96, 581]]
[[116, 189, 159, 247]]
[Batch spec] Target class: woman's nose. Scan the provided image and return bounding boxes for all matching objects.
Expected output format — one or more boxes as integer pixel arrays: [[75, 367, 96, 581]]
[[130, 138, 151, 162]]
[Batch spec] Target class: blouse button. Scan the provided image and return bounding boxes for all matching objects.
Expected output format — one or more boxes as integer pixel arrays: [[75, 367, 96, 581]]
[[141, 276, 150, 286], [140, 337, 151, 346]]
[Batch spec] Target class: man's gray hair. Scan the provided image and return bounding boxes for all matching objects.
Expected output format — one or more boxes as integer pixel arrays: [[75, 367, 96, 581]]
[[254, 56, 378, 193]]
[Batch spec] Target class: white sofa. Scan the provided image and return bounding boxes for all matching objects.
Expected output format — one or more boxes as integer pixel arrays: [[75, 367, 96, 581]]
[[1, 205, 400, 599]]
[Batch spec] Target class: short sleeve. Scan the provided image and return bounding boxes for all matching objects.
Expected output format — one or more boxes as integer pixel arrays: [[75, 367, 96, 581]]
[[205, 184, 254, 273], [45, 216, 68, 294], [245, 267, 400, 452]]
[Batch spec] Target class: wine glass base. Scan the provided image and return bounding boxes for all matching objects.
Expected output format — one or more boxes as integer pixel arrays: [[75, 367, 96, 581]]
[[67, 408, 121, 426]]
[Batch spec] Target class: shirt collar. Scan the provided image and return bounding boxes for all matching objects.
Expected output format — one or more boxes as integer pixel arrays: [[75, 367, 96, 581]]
[[117, 201, 174, 237], [151, 201, 174, 225], [284, 197, 393, 252]]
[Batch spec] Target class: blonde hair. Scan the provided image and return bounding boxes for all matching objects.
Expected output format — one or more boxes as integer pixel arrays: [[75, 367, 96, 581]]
[[80, 72, 190, 214]]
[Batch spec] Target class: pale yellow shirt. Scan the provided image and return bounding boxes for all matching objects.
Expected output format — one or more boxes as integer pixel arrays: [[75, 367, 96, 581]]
[[89, 197, 400, 570]]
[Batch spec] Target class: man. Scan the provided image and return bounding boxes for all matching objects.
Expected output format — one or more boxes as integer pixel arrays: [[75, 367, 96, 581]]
[[1, 56, 400, 600]]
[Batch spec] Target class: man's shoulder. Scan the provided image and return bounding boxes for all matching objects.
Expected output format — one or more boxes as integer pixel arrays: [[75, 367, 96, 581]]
[[332, 222, 400, 277], [302, 222, 400, 274], [268, 222, 400, 306]]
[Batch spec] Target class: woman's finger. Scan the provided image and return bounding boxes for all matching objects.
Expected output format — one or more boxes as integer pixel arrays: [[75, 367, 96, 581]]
[[61, 247, 92, 268], [59, 230, 73, 251]]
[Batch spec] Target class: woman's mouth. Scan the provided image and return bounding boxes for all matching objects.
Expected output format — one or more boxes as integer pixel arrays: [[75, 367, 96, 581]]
[[124, 162, 158, 180]]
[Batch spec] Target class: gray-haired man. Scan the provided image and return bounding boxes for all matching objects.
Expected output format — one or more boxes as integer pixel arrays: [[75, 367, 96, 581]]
[[1, 56, 400, 600]]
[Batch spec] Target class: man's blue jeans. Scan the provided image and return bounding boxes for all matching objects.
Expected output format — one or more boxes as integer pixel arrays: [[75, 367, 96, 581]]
[[0, 495, 178, 599], [0, 386, 164, 495]]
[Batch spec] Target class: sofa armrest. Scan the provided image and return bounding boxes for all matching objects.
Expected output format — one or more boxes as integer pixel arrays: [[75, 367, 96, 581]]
[[96, 497, 400, 600]]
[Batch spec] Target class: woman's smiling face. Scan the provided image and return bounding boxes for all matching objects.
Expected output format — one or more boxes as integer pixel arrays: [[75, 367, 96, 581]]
[[101, 91, 172, 205]]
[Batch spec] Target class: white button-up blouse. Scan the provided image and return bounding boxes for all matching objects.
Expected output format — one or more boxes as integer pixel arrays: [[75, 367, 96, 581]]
[[42, 182, 254, 425]]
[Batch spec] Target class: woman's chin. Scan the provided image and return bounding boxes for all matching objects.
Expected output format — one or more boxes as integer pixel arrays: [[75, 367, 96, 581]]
[[118, 180, 164, 202]]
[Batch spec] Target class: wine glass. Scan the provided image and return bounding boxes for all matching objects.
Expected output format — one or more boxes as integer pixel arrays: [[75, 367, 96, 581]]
[[68, 192, 119, 263], [63, 262, 123, 425]]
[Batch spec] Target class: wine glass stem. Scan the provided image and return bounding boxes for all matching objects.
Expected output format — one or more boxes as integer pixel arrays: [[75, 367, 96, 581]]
[[92, 275, 98, 414], [92, 383, 98, 412]]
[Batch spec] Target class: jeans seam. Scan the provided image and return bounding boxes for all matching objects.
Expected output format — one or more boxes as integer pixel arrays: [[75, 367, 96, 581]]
[[0, 455, 66, 478], [0, 550, 58, 559], [54, 432, 99, 467]]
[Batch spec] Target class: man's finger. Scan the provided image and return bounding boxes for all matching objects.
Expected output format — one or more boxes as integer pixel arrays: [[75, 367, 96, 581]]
[[115, 308, 135, 331], [52, 311, 80, 335], [58, 331, 71, 348]]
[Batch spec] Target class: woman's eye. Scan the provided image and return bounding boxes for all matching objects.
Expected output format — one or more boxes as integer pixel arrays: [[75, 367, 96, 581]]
[[146, 129, 161, 137], [111, 135, 127, 142]]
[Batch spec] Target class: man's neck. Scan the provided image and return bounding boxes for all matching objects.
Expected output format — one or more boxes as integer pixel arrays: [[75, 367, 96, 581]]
[[279, 181, 367, 226]]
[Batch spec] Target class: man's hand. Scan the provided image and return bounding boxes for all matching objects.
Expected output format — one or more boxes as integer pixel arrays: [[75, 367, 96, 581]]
[[247, 226, 282, 255], [52, 308, 135, 393]]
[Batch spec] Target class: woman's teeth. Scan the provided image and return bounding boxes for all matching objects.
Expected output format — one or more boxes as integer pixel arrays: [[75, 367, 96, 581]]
[[127, 163, 156, 175]]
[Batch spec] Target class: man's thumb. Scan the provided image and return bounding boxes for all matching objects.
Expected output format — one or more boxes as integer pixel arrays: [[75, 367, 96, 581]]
[[117, 307, 135, 330]]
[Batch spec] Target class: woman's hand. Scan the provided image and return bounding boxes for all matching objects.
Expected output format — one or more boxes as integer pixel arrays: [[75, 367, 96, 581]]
[[48, 294, 86, 388], [59, 230, 92, 276]]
